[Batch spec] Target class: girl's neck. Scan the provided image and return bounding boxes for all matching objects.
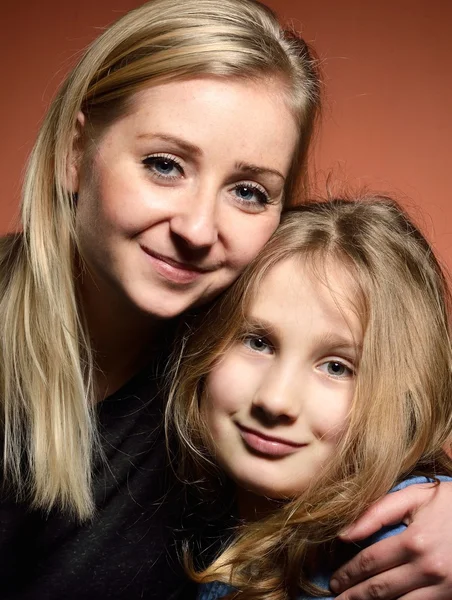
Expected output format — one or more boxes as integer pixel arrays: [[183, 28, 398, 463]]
[[78, 268, 166, 401], [236, 486, 282, 522]]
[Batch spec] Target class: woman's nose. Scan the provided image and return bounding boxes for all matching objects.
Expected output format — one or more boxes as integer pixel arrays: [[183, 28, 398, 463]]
[[169, 189, 219, 249]]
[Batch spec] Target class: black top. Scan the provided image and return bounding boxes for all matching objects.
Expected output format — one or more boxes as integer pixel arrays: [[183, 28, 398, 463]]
[[0, 366, 200, 599]]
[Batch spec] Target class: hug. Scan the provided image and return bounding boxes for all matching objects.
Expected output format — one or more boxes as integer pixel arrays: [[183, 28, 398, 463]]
[[1, 0, 451, 598]]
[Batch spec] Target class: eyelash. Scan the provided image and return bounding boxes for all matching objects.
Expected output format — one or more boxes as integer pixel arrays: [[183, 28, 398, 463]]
[[242, 334, 274, 354], [318, 360, 355, 379], [231, 182, 271, 208], [241, 334, 356, 379], [142, 154, 184, 180], [142, 154, 272, 208]]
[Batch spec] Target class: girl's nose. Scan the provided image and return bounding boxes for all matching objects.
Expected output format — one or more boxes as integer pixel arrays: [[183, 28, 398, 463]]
[[252, 363, 302, 424]]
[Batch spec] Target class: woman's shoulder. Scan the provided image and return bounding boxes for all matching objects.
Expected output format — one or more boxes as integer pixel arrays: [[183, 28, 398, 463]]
[[0, 233, 24, 270], [0, 233, 23, 289], [0, 232, 22, 250]]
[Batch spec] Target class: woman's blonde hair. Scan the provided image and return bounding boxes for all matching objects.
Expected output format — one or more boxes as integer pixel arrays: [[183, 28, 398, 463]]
[[167, 196, 452, 599], [0, 0, 321, 520]]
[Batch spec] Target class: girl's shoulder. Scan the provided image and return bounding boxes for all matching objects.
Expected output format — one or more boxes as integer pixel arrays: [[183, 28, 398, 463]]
[[391, 474, 452, 492], [359, 475, 452, 548], [197, 476, 452, 600], [198, 581, 232, 600], [304, 475, 452, 599]]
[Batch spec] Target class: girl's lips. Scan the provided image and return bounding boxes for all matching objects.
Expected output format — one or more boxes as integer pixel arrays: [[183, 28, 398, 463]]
[[141, 246, 210, 285], [237, 424, 306, 457]]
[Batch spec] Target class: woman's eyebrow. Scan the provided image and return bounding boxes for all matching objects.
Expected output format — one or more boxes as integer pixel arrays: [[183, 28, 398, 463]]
[[235, 162, 285, 181], [136, 135, 285, 181], [137, 132, 203, 157]]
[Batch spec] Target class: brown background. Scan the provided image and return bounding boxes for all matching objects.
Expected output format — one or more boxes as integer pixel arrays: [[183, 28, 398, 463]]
[[2, 1, 452, 267]]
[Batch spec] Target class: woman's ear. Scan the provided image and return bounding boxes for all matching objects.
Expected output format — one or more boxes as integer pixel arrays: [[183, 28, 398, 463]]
[[67, 111, 86, 194]]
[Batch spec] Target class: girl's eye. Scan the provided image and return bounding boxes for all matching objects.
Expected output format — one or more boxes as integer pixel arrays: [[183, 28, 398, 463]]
[[319, 361, 354, 379], [142, 155, 184, 179], [243, 335, 273, 355], [232, 183, 271, 211]]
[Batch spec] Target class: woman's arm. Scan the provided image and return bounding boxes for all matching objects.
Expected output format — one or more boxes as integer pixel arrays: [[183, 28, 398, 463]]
[[331, 481, 452, 599]]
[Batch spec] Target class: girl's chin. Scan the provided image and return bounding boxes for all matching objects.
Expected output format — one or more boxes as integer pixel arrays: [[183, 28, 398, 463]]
[[236, 477, 298, 501]]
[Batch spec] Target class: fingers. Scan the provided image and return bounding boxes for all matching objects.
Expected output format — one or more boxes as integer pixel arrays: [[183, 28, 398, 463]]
[[330, 534, 412, 593], [333, 563, 422, 600], [335, 582, 452, 600], [331, 525, 450, 598], [393, 588, 452, 600], [332, 482, 452, 599], [340, 484, 437, 540]]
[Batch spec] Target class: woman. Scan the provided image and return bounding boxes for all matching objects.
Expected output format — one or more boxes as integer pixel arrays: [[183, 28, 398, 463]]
[[0, 0, 319, 598]]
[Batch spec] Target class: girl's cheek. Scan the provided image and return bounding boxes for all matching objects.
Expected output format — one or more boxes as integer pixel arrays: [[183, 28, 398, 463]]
[[315, 405, 350, 443]]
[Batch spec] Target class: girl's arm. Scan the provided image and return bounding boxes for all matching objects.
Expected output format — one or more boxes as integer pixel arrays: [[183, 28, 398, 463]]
[[330, 481, 452, 599]]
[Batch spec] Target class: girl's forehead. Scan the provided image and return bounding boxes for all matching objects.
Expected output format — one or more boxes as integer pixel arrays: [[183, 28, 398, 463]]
[[245, 256, 364, 341], [251, 255, 358, 302]]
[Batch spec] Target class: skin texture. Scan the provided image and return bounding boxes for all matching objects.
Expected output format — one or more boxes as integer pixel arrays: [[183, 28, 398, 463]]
[[72, 76, 298, 323], [204, 257, 360, 502], [333, 482, 452, 599]]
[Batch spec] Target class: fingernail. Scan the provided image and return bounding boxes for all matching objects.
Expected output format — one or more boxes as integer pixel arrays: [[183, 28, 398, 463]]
[[338, 527, 352, 540], [330, 578, 340, 593]]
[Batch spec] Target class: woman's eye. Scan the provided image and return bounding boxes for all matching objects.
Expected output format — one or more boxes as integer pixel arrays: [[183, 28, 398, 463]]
[[232, 183, 270, 210], [142, 155, 183, 179], [319, 361, 354, 379], [243, 335, 273, 354]]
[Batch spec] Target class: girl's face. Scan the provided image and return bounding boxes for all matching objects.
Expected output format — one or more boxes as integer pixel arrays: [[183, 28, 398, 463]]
[[73, 76, 298, 319], [203, 257, 362, 499]]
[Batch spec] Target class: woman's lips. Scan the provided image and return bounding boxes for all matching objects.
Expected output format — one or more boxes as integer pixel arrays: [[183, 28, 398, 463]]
[[237, 424, 306, 457], [141, 246, 214, 285]]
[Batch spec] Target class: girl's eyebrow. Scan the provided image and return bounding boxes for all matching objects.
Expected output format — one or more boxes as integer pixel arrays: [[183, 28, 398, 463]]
[[315, 332, 362, 359], [242, 315, 277, 335]]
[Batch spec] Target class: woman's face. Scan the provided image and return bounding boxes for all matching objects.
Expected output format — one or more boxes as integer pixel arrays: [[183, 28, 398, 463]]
[[73, 76, 298, 319], [203, 257, 361, 499]]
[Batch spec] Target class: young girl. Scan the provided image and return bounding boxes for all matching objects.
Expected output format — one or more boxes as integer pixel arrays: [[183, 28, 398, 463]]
[[167, 196, 452, 599]]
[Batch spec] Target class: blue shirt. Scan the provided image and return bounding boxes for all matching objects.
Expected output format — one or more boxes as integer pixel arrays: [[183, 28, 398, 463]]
[[197, 476, 452, 600]]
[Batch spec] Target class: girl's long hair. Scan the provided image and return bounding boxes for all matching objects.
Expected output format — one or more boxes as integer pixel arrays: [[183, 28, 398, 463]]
[[0, 0, 321, 520], [166, 196, 452, 599]]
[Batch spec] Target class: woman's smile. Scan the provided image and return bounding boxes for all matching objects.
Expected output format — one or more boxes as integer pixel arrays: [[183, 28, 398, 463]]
[[140, 245, 219, 285]]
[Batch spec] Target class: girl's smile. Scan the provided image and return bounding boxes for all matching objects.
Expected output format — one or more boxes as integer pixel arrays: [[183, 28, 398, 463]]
[[236, 423, 307, 457]]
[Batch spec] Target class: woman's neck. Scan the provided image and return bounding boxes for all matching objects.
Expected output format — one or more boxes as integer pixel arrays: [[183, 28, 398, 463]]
[[78, 268, 166, 401]]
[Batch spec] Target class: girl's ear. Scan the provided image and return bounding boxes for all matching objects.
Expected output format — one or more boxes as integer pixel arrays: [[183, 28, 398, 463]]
[[66, 111, 86, 194]]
